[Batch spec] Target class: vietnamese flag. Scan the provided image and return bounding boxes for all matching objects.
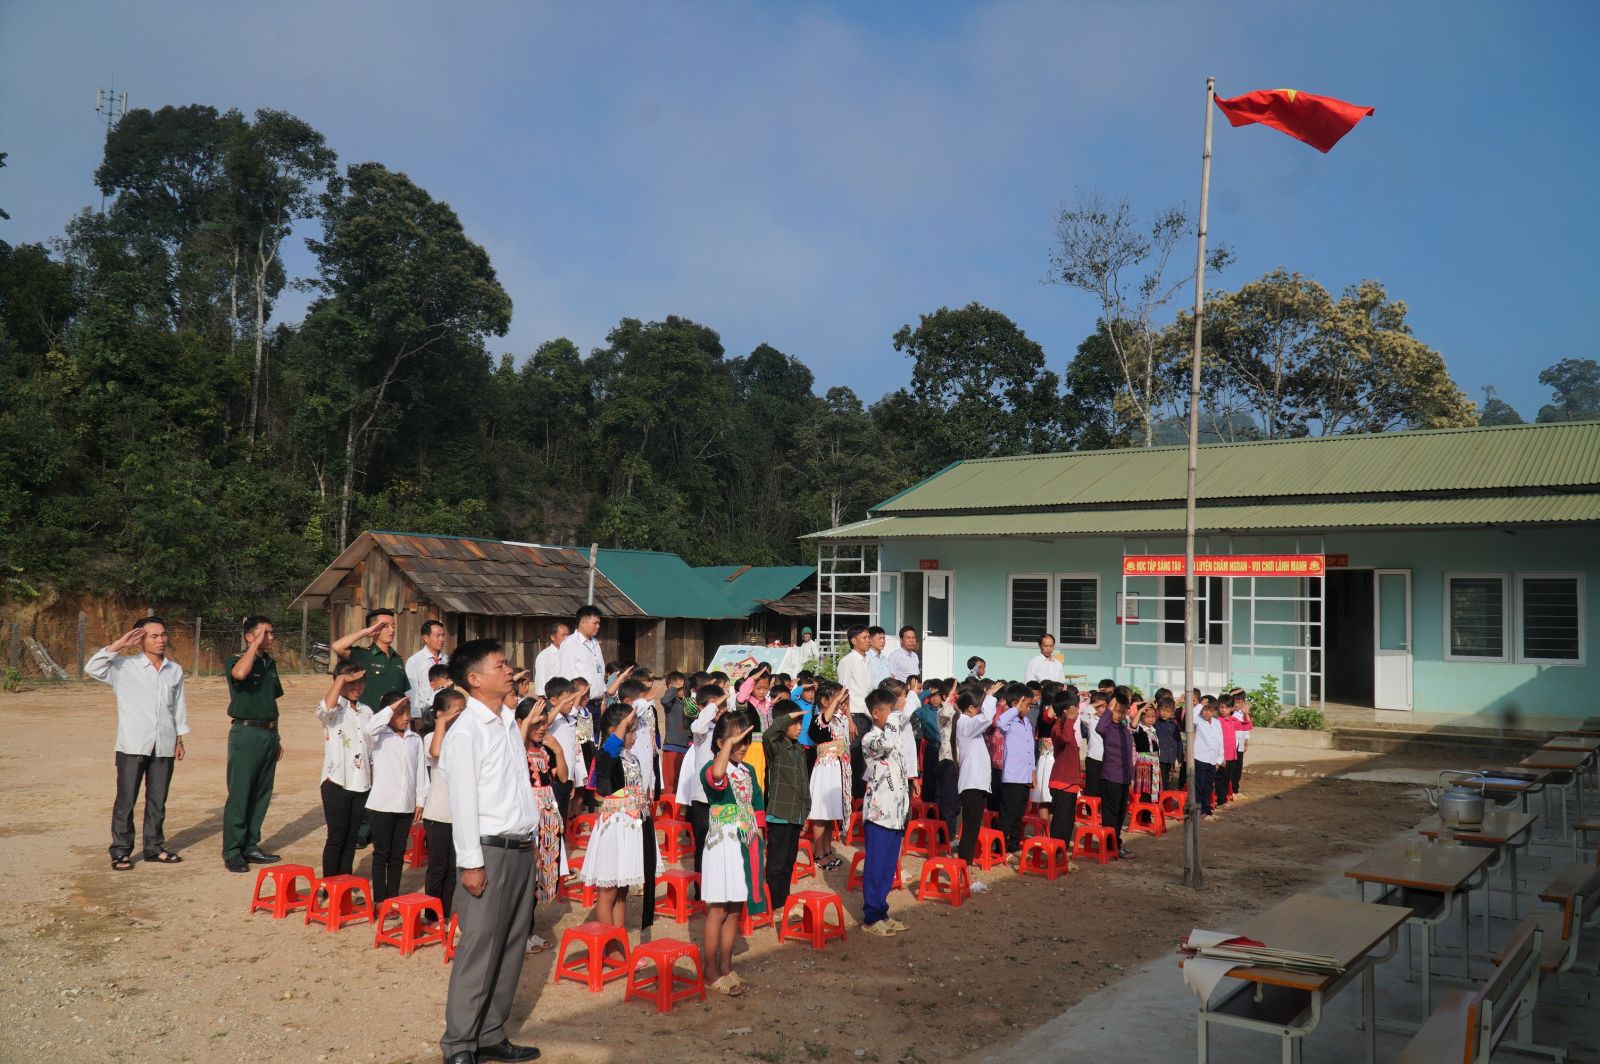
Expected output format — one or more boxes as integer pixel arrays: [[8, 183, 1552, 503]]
[[1214, 89, 1374, 152]]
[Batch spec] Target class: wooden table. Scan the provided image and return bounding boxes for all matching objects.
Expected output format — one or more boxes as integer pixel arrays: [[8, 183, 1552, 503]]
[[1416, 810, 1537, 925], [1543, 735, 1600, 753], [1345, 842, 1493, 1025], [1188, 893, 1407, 1064], [1517, 749, 1592, 833], [1478, 766, 1549, 814]]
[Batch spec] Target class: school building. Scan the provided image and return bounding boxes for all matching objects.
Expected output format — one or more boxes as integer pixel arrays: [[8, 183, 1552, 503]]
[[806, 421, 1600, 732]]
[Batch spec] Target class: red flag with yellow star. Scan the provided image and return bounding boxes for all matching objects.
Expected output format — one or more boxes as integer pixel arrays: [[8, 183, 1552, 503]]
[[1214, 89, 1373, 152]]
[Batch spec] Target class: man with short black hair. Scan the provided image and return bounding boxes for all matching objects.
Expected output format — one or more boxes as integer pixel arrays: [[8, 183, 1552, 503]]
[[557, 606, 605, 706], [333, 608, 409, 704], [866, 625, 891, 684], [406, 619, 449, 721], [966, 656, 987, 681], [86, 617, 189, 870], [532, 622, 568, 697], [887, 626, 920, 682], [223, 615, 284, 872], [440, 639, 540, 1064]]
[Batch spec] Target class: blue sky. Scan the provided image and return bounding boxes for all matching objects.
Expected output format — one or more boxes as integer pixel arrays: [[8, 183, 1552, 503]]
[[3, 1, 1594, 419]]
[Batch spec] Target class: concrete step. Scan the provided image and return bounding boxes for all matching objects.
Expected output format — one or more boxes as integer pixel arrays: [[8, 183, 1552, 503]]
[[1329, 725, 1544, 760]]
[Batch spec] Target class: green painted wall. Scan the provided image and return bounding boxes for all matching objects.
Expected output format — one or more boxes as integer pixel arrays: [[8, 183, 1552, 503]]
[[878, 526, 1597, 726]]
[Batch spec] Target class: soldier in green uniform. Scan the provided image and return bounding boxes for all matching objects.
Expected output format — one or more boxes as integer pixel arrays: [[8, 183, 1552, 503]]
[[332, 608, 408, 848], [223, 615, 285, 873]]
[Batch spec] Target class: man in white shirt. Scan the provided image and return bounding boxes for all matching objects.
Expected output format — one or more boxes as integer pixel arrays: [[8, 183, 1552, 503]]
[[557, 606, 606, 708], [85, 617, 189, 870], [887, 626, 920, 682], [836, 625, 875, 716], [1023, 633, 1066, 684], [797, 626, 820, 664], [532, 622, 569, 696], [440, 639, 541, 1064], [405, 619, 450, 720], [866, 626, 891, 685]]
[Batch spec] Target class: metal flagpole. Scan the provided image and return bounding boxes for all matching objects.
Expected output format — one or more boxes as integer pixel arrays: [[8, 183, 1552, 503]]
[[1183, 76, 1216, 889]]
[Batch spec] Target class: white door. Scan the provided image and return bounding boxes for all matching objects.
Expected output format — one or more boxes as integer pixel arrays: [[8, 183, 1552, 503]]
[[1374, 569, 1412, 711], [922, 571, 954, 677]]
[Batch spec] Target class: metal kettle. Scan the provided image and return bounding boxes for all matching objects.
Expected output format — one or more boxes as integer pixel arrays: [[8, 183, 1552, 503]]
[[1432, 771, 1487, 829]]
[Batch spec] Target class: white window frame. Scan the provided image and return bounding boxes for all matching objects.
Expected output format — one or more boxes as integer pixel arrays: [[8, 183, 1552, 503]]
[[1442, 571, 1510, 663], [1515, 571, 1586, 666], [1055, 573, 1102, 651], [1006, 573, 1053, 648], [1005, 572, 1101, 651]]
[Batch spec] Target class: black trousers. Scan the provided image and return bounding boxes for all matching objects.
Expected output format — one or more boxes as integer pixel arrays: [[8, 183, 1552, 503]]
[[765, 820, 802, 913], [1218, 759, 1238, 805], [688, 800, 710, 874], [1098, 778, 1129, 850], [957, 789, 988, 863], [1232, 751, 1246, 792], [936, 761, 960, 842], [110, 751, 175, 859], [320, 779, 369, 877], [1048, 787, 1079, 848], [1196, 762, 1217, 816], [368, 810, 412, 904], [1159, 761, 1176, 793], [423, 818, 456, 918], [639, 815, 657, 930], [999, 782, 1030, 853], [1084, 757, 1103, 797]]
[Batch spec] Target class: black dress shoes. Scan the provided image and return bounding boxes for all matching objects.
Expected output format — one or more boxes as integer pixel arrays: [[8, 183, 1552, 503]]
[[244, 849, 281, 863], [224, 856, 249, 873], [476, 1041, 540, 1062], [443, 1052, 475, 1064]]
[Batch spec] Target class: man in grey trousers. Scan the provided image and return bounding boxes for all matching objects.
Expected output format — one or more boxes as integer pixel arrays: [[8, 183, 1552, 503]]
[[439, 639, 541, 1064]]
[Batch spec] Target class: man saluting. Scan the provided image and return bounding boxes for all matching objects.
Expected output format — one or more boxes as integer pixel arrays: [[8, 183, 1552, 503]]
[[439, 639, 541, 1064]]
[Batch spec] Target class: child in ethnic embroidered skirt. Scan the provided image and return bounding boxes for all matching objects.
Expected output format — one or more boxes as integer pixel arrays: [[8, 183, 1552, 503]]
[[805, 682, 853, 872], [582, 704, 659, 956], [517, 696, 569, 954], [701, 714, 764, 996]]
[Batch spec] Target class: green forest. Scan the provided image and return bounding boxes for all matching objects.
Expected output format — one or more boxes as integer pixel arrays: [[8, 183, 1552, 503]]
[[2, 104, 1597, 622]]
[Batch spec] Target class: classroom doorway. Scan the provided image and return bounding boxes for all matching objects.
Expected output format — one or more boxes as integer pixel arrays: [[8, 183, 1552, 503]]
[[1323, 569, 1374, 706]]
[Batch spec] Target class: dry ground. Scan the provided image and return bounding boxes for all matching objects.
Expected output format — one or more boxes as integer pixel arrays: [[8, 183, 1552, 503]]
[[0, 675, 1429, 1064]]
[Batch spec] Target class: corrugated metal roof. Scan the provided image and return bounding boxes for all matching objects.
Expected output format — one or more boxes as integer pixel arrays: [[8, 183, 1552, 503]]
[[292, 532, 644, 617], [699, 565, 815, 615], [876, 421, 1600, 513], [597, 549, 746, 619], [807, 494, 1600, 539]]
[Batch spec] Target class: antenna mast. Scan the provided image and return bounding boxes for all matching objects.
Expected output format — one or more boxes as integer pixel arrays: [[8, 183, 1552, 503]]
[[94, 82, 129, 213]]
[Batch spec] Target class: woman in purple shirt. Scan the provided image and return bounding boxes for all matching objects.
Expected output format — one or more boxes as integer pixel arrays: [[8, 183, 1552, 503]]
[[1095, 690, 1137, 858]]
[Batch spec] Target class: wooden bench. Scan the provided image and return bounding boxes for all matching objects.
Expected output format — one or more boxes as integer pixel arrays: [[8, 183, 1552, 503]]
[[1507, 863, 1600, 978], [1574, 820, 1600, 866], [1395, 920, 1548, 1063]]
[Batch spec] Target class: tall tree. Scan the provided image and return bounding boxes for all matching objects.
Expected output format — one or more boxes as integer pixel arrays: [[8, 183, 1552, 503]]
[[301, 162, 512, 547], [1049, 192, 1231, 446], [884, 302, 1066, 470], [1478, 385, 1524, 426], [1535, 358, 1600, 423]]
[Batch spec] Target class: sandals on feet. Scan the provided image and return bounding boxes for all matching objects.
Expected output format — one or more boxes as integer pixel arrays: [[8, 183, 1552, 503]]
[[146, 850, 183, 864], [710, 974, 747, 997], [111, 856, 133, 871]]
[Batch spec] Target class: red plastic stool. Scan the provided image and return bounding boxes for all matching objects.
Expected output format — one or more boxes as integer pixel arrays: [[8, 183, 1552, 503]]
[[842, 810, 865, 846], [624, 939, 706, 1013], [304, 874, 373, 932], [249, 863, 315, 919], [917, 856, 971, 907], [739, 883, 775, 934], [1128, 800, 1166, 836], [567, 813, 598, 849], [441, 915, 460, 960], [903, 818, 950, 858], [791, 837, 817, 884], [777, 890, 847, 950], [552, 921, 632, 992], [654, 796, 681, 821], [1159, 790, 1188, 818], [1021, 813, 1047, 839], [982, 808, 1000, 830], [847, 849, 902, 891], [851, 797, 863, 813], [373, 892, 446, 956], [909, 797, 932, 821], [1019, 837, 1070, 880], [972, 827, 1008, 871], [404, 822, 428, 869], [655, 870, 706, 923], [657, 818, 695, 863], [558, 870, 600, 907], [1076, 795, 1102, 821], [1072, 823, 1119, 864]]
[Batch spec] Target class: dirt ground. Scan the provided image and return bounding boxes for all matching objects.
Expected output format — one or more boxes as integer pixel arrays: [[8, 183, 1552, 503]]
[[0, 675, 1430, 1064]]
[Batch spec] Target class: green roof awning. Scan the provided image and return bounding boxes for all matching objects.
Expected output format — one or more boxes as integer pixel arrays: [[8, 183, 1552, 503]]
[[806, 494, 1600, 540]]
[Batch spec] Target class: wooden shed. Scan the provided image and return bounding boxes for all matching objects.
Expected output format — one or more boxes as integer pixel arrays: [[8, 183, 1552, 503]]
[[291, 532, 645, 669]]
